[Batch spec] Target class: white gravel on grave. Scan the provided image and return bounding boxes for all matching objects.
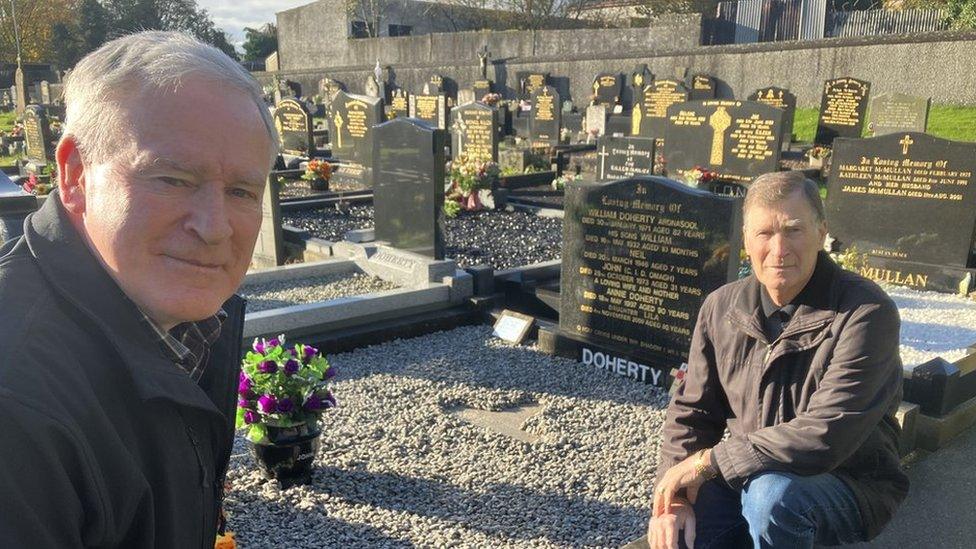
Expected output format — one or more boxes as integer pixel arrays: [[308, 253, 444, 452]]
[[223, 285, 976, 548], [225, 325, 670, 548], [240, 273, 400, 313], [885, 284, 976, 367]]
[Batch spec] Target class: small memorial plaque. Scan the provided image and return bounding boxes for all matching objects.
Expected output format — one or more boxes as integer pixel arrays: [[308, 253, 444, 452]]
[[814, 77, 871, 145], [492, 310, 535, 344]]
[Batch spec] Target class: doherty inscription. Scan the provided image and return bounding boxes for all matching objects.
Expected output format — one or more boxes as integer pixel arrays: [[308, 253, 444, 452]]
[[560, 177, 742, 371]]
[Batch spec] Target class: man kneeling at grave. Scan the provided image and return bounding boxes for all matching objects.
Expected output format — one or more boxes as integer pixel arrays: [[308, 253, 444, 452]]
[[647, 171, 908, 549], [0, 32, 276, 546]]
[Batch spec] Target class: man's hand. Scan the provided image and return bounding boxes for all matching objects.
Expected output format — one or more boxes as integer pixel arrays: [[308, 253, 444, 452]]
[[647, 497, 696, 549], [653, 450, 711, 517]]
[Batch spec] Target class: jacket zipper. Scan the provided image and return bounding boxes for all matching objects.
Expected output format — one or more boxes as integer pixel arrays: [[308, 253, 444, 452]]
[[185, 423, 211, 549]]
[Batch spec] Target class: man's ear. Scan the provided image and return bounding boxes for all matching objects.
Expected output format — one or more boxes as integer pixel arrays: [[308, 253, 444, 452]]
[[56, 136, 86, 215]]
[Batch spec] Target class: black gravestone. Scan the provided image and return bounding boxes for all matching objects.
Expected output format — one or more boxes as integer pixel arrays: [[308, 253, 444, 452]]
[[517, 72, 549, 101], [636, 80, 689, 140], [389, 88, 410, 119], [330, 91, 384, 188], [596, 136, 655, 180], [631, 64, 652, 103], [318, 77, 346, 112], [559, 176, 742, 382], [827, 132, 976, 282], [410, 93, 448, 130], [530, 86, 561, 148], [427, 75, 457, 106], [867, 93, 930, 137], [688, 74, 717, 101], [591, 73, 623, 107], [372, 118, 446, 259], [664, 100, 783, 183], [814, 77, 871, 146], [748, 86, 796, 147], [451, 102, 499, 163], [22, 105, 53, 166], [273, 99, 314, 156]]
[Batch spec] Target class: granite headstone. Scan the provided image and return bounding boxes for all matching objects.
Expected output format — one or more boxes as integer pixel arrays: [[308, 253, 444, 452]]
[[530, 85, 561, 148], [330, 91, 384, 188], [389, 88, 409, 119], [749, 86, 796, 147], [560, 176, 743, 381], [22, 105, 53, 165], [688, 74, 717, 101], [815, 77, 871, 145], [452, 101, 499, 162], [636, 80, 689, 140], [372, 118, 446, 259], [826, 132, 976, 292], [591, 72, 623, 107], [272, 98, 314, 156], [410, 92, 448, 130], [867, 93, 930, 137], [664, 100, 783, 182], [596, 136, 655, 180], [517, 72, 549, 101]]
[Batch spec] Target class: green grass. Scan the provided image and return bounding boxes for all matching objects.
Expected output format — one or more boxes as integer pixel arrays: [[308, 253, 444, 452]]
[[0, 110, 20, 168], [791, 104, 976, 143]]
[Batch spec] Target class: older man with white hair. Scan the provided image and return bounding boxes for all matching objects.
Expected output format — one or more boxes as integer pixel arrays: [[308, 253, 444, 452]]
[[0, 31, 277, 547]]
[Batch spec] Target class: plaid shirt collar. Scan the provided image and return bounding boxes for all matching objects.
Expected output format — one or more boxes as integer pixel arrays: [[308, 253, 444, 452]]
[[141, 309, 228, 382]]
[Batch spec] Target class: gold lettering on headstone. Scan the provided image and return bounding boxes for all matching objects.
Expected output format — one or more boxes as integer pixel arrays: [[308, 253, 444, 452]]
[[821, 79, 868, 127], [346, 100, 369, 139], [458, 109, 495, 163], [708, 106, 731, 165]]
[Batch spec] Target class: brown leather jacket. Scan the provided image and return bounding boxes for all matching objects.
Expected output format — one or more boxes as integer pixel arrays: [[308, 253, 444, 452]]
[[657, 252, 909, 541]]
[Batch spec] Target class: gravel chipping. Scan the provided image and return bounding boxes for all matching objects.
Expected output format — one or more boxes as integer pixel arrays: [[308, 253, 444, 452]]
[[885, 284, 976, 366], [283, 206, 564, 270], [224, 325, 670, 548], [240, 273, 400, 313]]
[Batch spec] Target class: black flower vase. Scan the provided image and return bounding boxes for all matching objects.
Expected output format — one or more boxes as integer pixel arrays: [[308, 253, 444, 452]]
[[251, 423, 321, 488], [309, 177, 329, 191]]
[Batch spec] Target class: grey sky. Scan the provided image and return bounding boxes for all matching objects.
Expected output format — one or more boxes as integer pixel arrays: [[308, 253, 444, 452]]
[[198, 0, 312, 48]]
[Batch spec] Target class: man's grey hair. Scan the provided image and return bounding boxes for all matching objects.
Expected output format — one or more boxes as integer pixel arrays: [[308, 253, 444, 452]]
[[64, 31, 279, 164], [744, 171, 825, 226]]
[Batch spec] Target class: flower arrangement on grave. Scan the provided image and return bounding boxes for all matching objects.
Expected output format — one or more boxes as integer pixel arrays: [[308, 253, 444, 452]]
[[551, 173, 582, 191], [677, 166, 718, 187], [587, 127, 600, 143], [481, 93, 502, 106], [236, 335, 337, 444], [445, 153, 501, 213], [829, 244, 867, 274], [301, 159, 332, 191], [559, 127, 572, 144], [806, 145, 831, 169], [653, 152, 666, 175], [21, 172, 52, 196]]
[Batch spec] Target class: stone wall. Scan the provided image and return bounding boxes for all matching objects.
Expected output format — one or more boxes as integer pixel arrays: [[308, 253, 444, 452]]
[[268, 17, 976, 107]]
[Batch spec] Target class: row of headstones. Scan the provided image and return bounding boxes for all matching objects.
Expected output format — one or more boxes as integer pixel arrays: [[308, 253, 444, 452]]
[[1, 81, 63, 111]]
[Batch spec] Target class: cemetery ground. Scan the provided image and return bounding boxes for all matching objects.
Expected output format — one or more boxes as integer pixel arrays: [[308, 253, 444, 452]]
[[223, 283, 976, 548]]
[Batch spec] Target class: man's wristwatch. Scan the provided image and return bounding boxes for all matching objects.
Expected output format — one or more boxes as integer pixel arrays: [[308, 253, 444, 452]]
[[694, 449, 719, 480]]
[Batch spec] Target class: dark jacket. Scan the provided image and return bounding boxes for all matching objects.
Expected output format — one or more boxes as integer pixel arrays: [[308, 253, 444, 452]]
[[0, 195, 245, 548], [657, 252, 909, 541]]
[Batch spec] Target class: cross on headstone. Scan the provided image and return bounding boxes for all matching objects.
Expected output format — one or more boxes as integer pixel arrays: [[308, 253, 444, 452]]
[[900, 135, 914, 155], [332, 111, 345, 148], [708, 106, 732, 165], [597, 145, 610, 177]]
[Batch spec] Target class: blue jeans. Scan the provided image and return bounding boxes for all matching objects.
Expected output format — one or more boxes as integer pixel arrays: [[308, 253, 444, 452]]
[[681, 472, 865, 548]]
